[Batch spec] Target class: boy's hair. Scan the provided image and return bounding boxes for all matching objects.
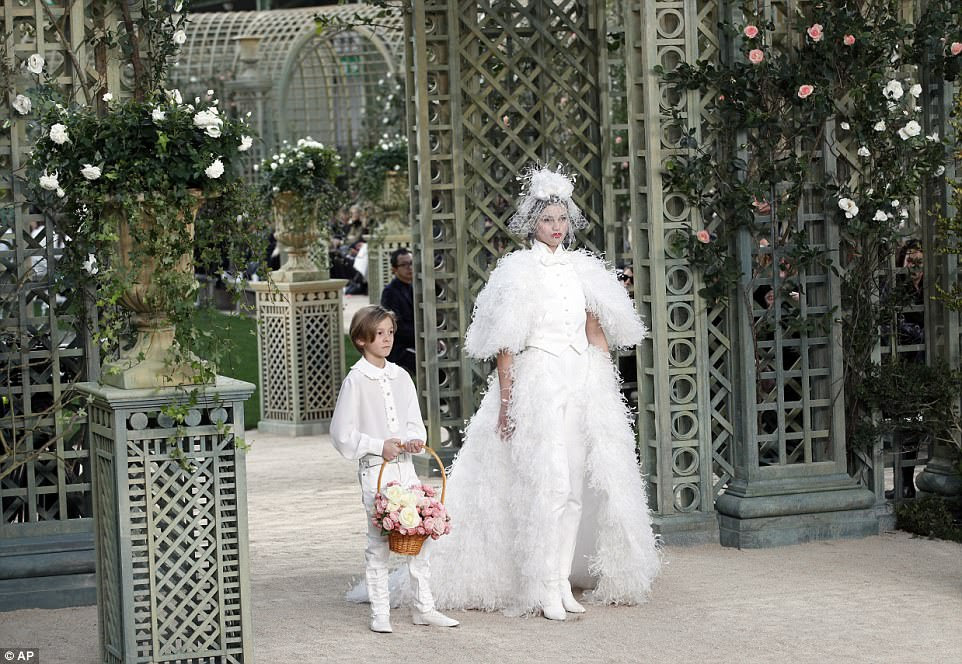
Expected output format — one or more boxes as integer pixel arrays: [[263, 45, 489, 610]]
[[349, 305, 397, 352]]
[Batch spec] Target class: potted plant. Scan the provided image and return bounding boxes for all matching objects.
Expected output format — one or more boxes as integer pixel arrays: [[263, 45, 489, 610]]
[[24, 82, 256, 388], [258, 138, 343, 281], [350, 134, 407, 207]]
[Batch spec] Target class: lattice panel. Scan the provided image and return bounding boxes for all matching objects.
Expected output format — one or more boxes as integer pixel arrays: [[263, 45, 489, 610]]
[[296, 292, 343, 421], [407, 0, 608, 450], [254, 284, 344, 427], [1, 0, 93, 537], [257, 299, 293, 420], [622, 0, 728, 520], [89, 393, 251, 664]]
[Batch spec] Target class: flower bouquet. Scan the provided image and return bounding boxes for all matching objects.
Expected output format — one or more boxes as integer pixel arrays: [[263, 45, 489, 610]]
[[372, 481, 451, 556]]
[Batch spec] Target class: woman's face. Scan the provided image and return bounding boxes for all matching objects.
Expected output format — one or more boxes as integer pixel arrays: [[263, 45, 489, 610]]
[[534, 203, 569, 250]]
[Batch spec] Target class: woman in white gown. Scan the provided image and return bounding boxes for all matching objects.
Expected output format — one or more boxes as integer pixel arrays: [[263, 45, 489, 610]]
[[423, 166, 661, 619]]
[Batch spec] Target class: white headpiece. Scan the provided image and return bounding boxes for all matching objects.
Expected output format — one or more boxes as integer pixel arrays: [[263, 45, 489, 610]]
[[506, 164, 587, 243]]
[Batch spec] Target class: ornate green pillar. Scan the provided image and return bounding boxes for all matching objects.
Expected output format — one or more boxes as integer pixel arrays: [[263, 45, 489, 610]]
[[79, 377, 255, 663]]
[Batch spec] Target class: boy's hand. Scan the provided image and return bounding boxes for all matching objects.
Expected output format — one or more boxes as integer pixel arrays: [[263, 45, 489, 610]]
[[382, 438, 403, 461], [404, 439, 425, 453]]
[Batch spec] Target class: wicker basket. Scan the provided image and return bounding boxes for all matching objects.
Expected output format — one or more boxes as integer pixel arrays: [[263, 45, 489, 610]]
[[376, 445, 447, 556]]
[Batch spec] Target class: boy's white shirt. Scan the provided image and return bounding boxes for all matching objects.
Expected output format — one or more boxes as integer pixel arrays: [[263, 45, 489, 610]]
[[329, 356, 427, 460]]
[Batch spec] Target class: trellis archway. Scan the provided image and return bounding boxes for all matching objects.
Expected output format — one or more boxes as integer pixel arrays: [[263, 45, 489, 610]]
[[173, 5, 404, 160]]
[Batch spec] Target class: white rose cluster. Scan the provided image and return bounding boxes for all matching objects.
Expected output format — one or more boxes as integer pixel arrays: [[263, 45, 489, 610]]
[[193, 108, 224, 138], [838, 197, 859, 219]]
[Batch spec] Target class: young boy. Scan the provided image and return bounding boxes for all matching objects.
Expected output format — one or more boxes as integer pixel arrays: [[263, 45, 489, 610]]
[[330, 305, 459, 633]]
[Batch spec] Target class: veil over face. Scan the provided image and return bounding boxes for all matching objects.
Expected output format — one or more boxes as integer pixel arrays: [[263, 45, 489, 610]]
[[507, 165, 588, 245]]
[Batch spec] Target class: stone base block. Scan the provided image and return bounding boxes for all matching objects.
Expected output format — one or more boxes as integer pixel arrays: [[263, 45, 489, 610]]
[[0, 532, 96, 611], [257, 419, 331, 436], [413, 446, 456, 479], [652, 512, 720, 546], [718, 507, 881, 548]]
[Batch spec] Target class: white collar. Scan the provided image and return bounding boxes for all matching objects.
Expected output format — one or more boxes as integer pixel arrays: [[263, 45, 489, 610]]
[[353, 356, 399, 380], [531, 239, 565, 256]]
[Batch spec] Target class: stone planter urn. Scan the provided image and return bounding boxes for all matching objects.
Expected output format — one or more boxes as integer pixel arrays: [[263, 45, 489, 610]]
[[101, 190, 207, 389], [272, 191, 328, 282]]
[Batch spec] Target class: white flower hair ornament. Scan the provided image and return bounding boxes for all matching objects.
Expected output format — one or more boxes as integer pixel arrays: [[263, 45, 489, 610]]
[[507, 165, 587, 244]]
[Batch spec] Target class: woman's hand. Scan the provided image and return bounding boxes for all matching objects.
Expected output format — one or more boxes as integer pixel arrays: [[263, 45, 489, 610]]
[[495, 350, 515, 441], [497, 403, 514, 441]]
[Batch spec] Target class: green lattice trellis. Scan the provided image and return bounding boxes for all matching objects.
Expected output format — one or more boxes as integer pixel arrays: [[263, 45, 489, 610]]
[[405, 0, 959, 544]]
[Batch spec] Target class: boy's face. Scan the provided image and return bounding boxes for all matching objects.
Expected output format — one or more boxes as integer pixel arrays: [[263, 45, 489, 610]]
[[359, 317, 395, 364]]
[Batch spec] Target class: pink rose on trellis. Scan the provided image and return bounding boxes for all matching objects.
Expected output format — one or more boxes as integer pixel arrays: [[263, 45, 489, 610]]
[[744, 25, 759, 39], [843, 34, 855, 46], [797, 84, 815, 99], [748, 49, 765, 64], [951, 42, 962, 56], [615, 135, 622, 144], [695, 230, 711, 244], [807, 24, 824, 42]]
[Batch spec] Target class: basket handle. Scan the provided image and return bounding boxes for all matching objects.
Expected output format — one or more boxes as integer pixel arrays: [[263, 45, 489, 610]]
[[376, 445, 447, 504]]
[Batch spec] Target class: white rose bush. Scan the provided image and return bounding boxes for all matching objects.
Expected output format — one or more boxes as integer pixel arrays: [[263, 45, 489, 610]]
[[372, 480, 451, 541], [13, 0, 268, 384]]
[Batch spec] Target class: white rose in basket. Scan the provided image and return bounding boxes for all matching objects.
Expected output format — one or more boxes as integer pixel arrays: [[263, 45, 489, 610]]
[[384, 485, 404, 502], [398, 506, 421, 529]]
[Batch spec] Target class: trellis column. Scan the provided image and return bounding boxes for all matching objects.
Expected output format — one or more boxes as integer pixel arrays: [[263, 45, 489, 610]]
[[918, 77, 962, 497], [714, 127, 877, 547], [626, 0, 726, 544], [251, 279, 347, 435], [78, 377, 255, 663]]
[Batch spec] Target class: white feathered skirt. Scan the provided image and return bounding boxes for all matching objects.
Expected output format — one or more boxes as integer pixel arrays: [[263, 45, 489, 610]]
[[424, 345, 661, 615]]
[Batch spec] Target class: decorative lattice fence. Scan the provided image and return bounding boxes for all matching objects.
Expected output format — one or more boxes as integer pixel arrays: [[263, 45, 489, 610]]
[[404, 0, 959, 543]]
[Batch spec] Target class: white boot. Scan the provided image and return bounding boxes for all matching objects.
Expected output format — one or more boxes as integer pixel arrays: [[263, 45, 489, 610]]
[[412, 609, 460, 627], [370, 614, 393, 633], [561, 581, 585, 614], [367, 567, 392, 633], [541, 579, 566, 621]]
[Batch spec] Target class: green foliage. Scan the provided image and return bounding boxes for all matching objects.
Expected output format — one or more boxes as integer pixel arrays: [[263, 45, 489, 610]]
[[896, 495, 962, 542], [856, 361, 962, 447], [259, 139, 343, 206], [935, 86, 962, 312], [658, 1, 959, 454], [349, 135, 408, 203]]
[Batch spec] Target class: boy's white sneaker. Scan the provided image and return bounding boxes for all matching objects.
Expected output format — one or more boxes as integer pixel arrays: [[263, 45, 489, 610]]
[[370, 615, 393, 633], [412, 609, 460, 627]]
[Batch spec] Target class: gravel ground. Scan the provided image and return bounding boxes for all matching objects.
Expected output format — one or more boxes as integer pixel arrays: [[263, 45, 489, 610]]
[[2, 431, 960, 664]]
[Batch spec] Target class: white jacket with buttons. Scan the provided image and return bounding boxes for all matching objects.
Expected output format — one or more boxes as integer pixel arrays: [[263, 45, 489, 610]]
[[329, 357, 427, 460]]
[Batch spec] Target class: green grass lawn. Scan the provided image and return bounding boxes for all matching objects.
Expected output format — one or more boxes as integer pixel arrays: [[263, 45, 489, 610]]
[[196, 309, 359, 430]]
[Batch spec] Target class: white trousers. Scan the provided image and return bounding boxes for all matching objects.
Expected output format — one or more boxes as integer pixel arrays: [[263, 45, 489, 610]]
[[359, 459, 435, 617], [528, 346, 589, 586]]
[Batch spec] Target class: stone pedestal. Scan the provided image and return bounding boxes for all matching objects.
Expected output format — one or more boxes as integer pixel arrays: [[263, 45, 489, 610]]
[[252, 279, 347, 435], [715, 475, 877, 548], [367, 233, 412, 301], [917, 440, 962, 497], [78, 376, 255, 664]]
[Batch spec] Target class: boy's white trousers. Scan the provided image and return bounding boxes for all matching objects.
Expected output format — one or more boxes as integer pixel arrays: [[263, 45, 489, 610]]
[[359, 458, 434, 617]]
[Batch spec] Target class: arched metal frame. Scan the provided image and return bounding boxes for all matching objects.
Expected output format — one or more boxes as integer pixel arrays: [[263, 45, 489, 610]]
[[174, 6, 404, 161]]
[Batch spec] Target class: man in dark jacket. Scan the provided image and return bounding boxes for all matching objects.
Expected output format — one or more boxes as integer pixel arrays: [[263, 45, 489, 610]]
[[380, 247, 416, 376]]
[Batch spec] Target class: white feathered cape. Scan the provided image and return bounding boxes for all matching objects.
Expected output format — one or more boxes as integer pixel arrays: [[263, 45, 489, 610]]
[[425, 247, 662, 615]]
